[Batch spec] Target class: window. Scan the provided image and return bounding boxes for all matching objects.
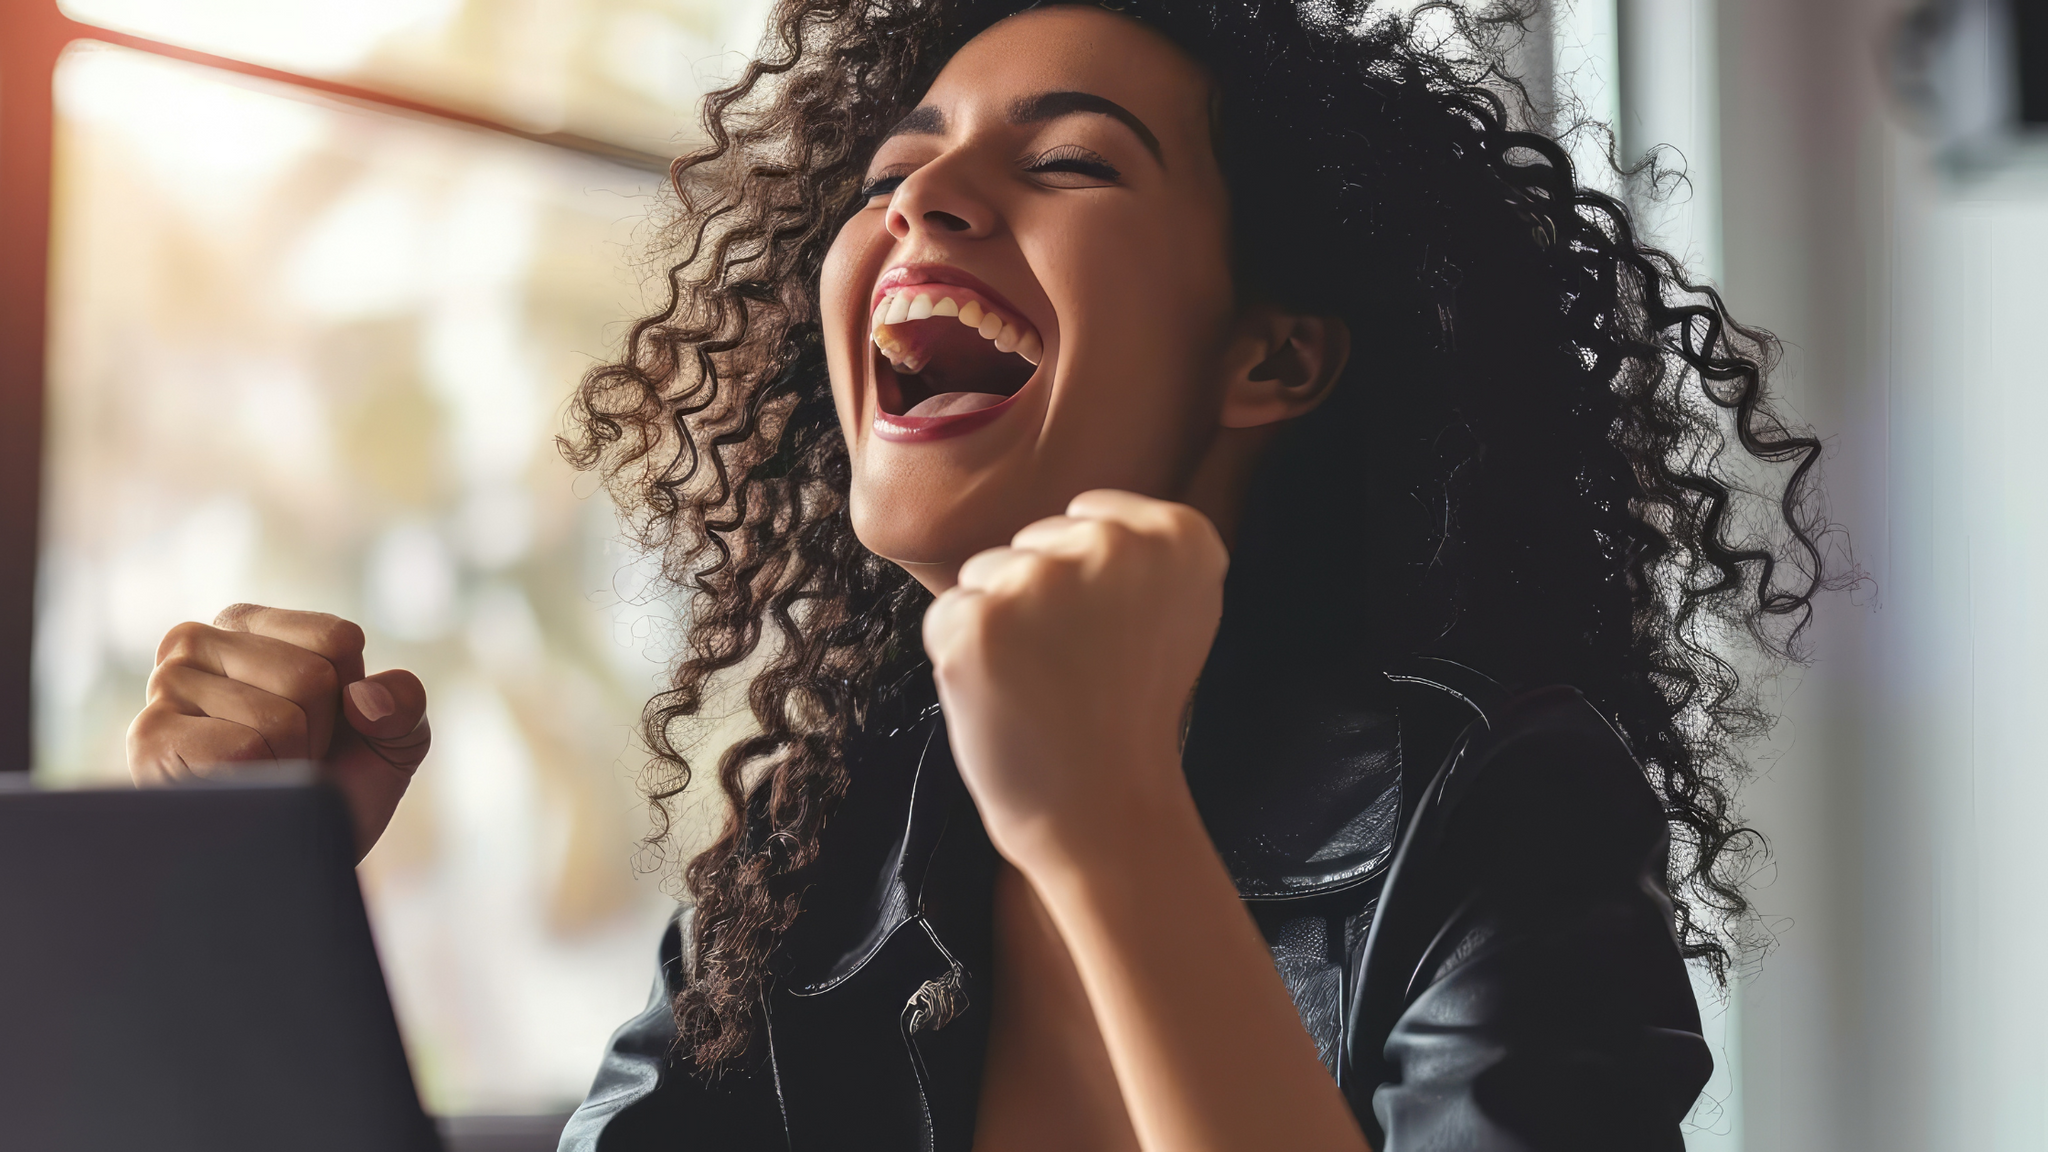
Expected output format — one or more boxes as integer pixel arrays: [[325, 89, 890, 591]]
[[4, 0, 768, 1119]]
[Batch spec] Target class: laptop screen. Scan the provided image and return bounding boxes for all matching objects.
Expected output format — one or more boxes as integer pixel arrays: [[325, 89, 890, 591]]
[[0, 783, 442, 1152]]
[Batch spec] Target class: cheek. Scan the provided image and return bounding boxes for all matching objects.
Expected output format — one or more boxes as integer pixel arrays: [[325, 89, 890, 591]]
[[820, 216, 885, 422], [1069, 198, 1229, 331], [1149, 207, 1236, 321], [821, 216, 872, 323], [1030, 210, 1235, 488], [1042, 206, 1234, 397]]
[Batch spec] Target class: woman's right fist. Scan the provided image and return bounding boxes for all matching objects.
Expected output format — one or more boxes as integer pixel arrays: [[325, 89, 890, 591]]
[[126, 604, 430, 861]]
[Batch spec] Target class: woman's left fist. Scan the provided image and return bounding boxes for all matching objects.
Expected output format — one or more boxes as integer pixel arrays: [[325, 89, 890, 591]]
[[922, 489, 1227, 867]]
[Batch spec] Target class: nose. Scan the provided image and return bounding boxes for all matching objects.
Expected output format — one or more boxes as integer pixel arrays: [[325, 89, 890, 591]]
[[885, 159, 995, 242]]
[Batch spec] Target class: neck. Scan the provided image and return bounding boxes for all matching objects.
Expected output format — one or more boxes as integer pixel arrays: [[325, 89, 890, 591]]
[[891, 423, 1284, 596]]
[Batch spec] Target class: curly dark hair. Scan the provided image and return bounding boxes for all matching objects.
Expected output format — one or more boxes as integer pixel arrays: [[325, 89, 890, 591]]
[[562, 0, 1827, 1070]]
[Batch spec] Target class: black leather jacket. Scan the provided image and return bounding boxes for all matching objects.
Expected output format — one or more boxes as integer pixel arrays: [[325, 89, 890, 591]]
[[560, 658, 1711, 1151]]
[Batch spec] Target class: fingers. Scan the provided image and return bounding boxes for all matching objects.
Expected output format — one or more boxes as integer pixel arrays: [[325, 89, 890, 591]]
[[215, 604, 367, 683], [1067, 489, 1226, 550], [921, 584, 979, 669], [127, 707, 277, 785], [131, 606, 428, 866], [964, 492, 1214, 598], [1066, 488, 1177, 525], [1008, 515, 1094, 556], [955, 546, 1042, 594], [1015, 492, 1225, 553], [147, 663, 312, 760], [937, 542, 1076, 668], [325, 668, 430, 860], [1007, 493, 1163, 560], [993, 493, 1226, 583], [340, 668, 431, 776], [156, 621, 342, 758]]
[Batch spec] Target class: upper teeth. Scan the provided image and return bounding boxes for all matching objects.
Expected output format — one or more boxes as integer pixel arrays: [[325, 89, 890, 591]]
[[871, 289, 1044, 367]]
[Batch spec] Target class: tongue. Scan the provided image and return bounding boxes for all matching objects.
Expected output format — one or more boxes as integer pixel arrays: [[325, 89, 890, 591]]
[[903, 391, 1008, 419]]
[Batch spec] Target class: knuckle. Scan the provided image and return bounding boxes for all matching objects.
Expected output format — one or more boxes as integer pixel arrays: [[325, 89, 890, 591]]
[[156, 621, 213, 664], [126, 715, 186, 782], [976, 592, 1027, 637], [935, 593, 986, 635], [265, 702, 310, 750], [143, 663, 181, 702], [126, 706, 171, 752], [923, 595, 968, 640], [1203, 537, 1230, 575], [1090, 522, 1136, 562], [249, 692, 288, 729], [126, 745, 171, 785], [1005, 553, 1057, 592], [313, 615, 367, 658], [289, 658, 340, 701], [226, 727, 273, 763]]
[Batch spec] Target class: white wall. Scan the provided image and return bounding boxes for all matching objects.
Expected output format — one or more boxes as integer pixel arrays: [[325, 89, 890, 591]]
[[1714, 1, 1891, 1148], [1713, 0, 2048, 1148]]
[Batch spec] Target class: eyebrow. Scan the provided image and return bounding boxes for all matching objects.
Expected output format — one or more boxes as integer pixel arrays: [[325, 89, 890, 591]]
[[885, 104, 946, 140], [879, 90, 1165, 166], [1009, 91, 1163, 164]]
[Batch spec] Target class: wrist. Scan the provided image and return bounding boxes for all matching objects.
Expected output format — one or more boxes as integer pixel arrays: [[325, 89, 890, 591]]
[[1000, 754, 1214, 899]]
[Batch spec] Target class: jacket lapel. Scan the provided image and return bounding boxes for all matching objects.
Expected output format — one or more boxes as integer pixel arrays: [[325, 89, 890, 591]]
[[765, 707, 997, 1152]]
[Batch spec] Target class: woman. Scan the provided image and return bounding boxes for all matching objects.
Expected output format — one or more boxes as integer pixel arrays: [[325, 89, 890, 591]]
[[128, 2, 1824, 1149]]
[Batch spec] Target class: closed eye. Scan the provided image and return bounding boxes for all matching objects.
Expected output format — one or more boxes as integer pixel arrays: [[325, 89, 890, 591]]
[[859, 173, 909, 202], [1025, 145, 1121, 187], [858, 143, 1123, 202]]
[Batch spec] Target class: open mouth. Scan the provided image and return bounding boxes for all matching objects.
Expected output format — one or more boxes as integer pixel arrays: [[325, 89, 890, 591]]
[[870, 283, 1043, 422]]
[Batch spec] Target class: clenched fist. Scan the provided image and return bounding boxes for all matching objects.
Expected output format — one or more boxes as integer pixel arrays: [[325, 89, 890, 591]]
[[923, 490, 1226, 871], [127, 605, 429, 861]]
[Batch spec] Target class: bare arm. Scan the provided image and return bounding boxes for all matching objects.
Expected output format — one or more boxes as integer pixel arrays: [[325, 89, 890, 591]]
[[1021, 774, 1369, 1152], [925, 490, 1369, 1152]]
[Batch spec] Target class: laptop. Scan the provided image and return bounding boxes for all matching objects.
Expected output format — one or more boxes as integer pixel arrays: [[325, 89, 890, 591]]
[[0, 780, 443, 1152]]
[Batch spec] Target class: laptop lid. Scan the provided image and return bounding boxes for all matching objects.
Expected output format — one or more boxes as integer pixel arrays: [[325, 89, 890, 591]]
[[0, 781, 442, 1152]]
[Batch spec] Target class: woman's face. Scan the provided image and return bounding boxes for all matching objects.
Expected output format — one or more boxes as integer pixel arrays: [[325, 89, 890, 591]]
[[820, 6, 1243, 589]]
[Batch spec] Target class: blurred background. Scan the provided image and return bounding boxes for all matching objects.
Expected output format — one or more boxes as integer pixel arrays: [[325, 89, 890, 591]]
[[3, 0, 774, 1138], [1, 0, 2043, 1149]]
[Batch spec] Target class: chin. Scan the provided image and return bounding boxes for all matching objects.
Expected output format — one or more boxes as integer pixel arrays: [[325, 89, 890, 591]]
[[848, 482, 1019, 577]]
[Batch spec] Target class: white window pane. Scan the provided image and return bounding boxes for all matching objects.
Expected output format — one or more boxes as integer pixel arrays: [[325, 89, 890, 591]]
[[38, 41, 702, 1116]]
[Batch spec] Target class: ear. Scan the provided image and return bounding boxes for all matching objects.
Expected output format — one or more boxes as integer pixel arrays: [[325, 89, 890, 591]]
[[1217, 306, 1351, 430]]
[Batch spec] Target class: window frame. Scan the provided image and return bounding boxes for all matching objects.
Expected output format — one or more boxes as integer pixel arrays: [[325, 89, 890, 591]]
[[0, 1, 669, 775]]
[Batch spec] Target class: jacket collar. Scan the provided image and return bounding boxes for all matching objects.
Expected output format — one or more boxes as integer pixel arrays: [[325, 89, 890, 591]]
[[1183, 631, 1406, 901], [775, 701, 974, 995], [780, 641, 1413, 991]]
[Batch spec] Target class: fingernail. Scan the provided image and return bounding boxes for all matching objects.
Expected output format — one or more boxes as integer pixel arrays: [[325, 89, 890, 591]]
[[349, 680, 394, 722]]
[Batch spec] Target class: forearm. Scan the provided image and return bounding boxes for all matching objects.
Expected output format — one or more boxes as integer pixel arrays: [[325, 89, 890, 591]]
[[1016, 770, 1372, 1152]]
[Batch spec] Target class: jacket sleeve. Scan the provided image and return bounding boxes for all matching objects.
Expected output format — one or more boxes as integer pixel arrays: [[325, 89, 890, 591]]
[[558, 909, 787, 1152], [1359, 687, 1714, 1152]]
